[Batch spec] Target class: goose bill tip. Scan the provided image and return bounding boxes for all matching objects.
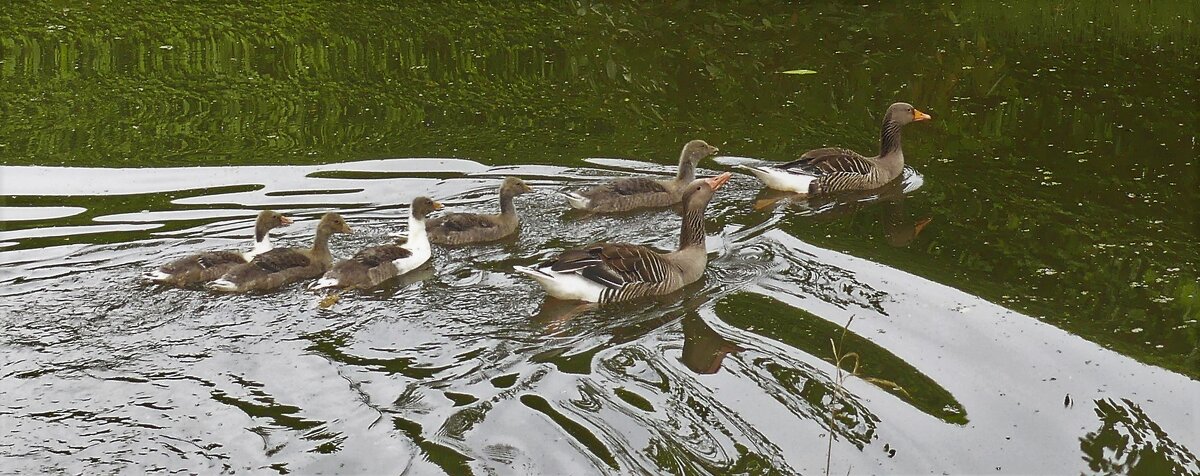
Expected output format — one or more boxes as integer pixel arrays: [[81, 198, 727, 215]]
[[914, 109, 932, 121], [706, 172, 733, 189]]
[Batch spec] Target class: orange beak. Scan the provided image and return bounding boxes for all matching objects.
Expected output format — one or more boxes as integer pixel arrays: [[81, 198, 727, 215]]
[[913, 108, 932, 122], [705, 172, 733, 190], [280, 216, 294, 226], [432, 201, 445, 210]]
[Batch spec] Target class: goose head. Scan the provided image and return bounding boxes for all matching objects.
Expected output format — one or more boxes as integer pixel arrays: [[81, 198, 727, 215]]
[[500, 177, 534, 197], [411, 196, 444, 220], [886, 102, 933, 125], [681, 172, 732, 210], [254, 210, 292, 241], [318, 212, 353, 235], [680, 139, 720, 164]]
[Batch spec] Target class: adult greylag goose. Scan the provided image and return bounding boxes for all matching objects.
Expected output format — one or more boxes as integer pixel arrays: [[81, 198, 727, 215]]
[[516, 172, 731, 303], [311, 197, 442, 290], [142, 210, 292, 287], [740, 102, 931, 194], [207, 212, 352, 292], [427, 177, 532, 245], [563, 139, 719, 213]]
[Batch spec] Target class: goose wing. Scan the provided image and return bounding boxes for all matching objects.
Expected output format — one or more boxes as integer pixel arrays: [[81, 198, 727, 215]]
[[161, 250, 244, 273], [429, 213, 497, 232], [586, 177, 668, 198], [777, 148, 874, 176], [352, 244, 412, 267], [251, 248, 311, 272], [550, 243, 670, 287], [193, 251, 248, 269]]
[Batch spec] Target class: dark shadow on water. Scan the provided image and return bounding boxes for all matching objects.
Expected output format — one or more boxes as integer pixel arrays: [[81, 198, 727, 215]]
[[716, 293, 969, 426], [303, 329, 451, 380]]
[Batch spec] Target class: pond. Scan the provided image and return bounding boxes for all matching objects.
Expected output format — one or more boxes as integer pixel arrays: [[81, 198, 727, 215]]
[[1, 2, 1197, 474]]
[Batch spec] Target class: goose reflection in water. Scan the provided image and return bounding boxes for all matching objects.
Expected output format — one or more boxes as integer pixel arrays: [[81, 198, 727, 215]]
[[680, 314, 742, 375], [751, 176, 933, 247]]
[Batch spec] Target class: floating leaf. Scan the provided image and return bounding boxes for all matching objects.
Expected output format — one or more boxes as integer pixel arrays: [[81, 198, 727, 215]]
[[780, 69, 817, 75], [318, 292, 341, 309]]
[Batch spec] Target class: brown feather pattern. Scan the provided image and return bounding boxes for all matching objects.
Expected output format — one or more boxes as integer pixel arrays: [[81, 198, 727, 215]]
[[352, 245, 412, 267]]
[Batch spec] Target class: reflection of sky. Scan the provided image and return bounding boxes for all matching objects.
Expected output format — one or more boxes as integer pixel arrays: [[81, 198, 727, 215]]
[[0, 158, 1196, 474]]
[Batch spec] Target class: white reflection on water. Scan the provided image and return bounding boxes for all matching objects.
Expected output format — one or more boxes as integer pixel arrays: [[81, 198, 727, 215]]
[[0, 158, 1196, 475]]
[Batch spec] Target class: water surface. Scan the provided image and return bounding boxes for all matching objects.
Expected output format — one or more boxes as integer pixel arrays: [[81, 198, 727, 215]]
[[1, 1, 1197, 474]]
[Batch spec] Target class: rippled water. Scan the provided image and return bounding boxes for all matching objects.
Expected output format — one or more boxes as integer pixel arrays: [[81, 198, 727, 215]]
[[3, 1, 1199, 474], [2, 158, 1196, 474]]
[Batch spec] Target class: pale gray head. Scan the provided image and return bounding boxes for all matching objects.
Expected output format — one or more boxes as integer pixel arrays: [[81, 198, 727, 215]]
[[884, 102, 933, 125], [318, 212, 353, 234], [680, 139, 720, 163], [411, 196, 443, 220], [681, 172, 733, 209], [499, 177, 534, 196]]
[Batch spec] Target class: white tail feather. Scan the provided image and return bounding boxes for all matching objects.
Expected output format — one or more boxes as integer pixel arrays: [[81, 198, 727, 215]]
[[310, 277, 340, 290], [558, 191, 591, 209], [737, 165, 813, 193], [142, 270, 171, 282], [514, 265, 604, 302], [207, 279, 237, 292]]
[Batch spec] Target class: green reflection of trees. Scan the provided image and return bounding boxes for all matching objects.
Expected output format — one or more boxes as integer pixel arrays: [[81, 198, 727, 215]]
[[1080, 398, 1200, 476], [2, 1, 1197, 376], [717, 293, 968, 426]]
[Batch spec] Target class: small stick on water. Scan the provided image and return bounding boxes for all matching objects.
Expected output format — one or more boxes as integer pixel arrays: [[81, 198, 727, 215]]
[[826, 315, 855, 476]]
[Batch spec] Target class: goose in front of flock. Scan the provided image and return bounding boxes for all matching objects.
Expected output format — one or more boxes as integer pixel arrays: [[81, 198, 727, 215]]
[[142, 210, 292, 287], [311, 197, 442, 290], [208, 212, 352, 293], [562, 139, 719, 213], [739, 102, 931, 195], [427, 177, 532, 245], [516, 171, 732, 303]]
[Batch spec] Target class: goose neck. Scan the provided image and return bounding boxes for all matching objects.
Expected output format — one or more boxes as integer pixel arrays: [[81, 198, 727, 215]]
[[675, 158, 697, 182], [311, 227, 333, 256], [250, 234, 272, 256], [678, 203, 708, 250], [879, 120, 903, 159], [407, 215, 429, 249], [499, 191, 517, 216]]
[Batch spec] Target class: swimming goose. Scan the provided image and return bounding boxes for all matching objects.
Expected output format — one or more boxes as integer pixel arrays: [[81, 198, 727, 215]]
[[740, 102, 931, 194], [208, 212, 352, 292], [563, 139, 719, 213], [311, 197, 442, 290], [427, 177, 532, 245], [517, 172, 731, 303], [142, 210, 292, 287]]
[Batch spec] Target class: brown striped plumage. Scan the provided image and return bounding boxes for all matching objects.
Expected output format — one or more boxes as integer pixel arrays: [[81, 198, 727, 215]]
[[743, 103, 931, 195], [518, 172, 732, 303], [143, 210, 291, 287], [313, 197, 440, 290], [564, 140, 719, 213], [208, 212, 352, 292], [427, 177, 532, 245]]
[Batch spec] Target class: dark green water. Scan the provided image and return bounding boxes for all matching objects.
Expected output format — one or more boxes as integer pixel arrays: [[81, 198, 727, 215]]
[[2, 2, 1197, 474]]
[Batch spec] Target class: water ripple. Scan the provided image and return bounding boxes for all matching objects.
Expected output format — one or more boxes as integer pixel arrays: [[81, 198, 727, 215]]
[[0, 159, 1196, 474]]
